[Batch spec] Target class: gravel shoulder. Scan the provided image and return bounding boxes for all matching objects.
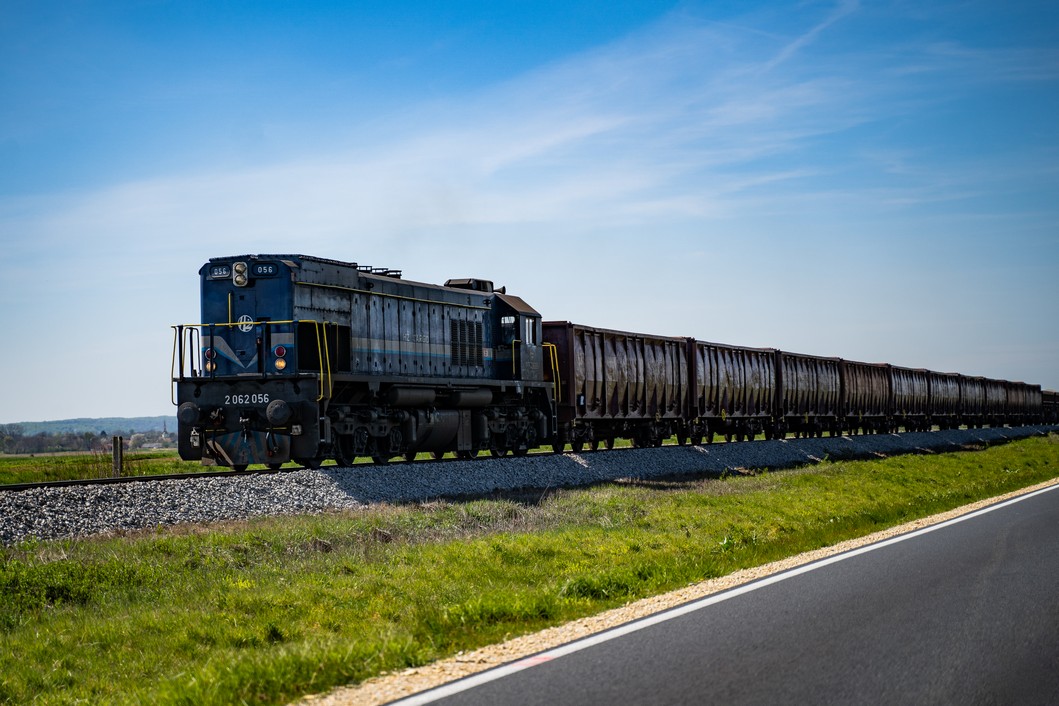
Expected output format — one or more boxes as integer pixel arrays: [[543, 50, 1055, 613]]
[[2, 426, 1055, 546]]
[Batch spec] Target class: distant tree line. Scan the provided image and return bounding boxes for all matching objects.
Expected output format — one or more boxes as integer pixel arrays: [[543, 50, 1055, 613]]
[[0, 426, 175, 454]]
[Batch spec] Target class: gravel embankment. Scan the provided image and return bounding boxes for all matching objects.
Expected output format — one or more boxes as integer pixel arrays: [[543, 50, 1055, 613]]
[[2, 426, 1054, 546]]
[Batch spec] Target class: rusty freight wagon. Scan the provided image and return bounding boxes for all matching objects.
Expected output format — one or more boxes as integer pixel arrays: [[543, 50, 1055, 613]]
[[928, 371, 962, 430], [1044, 390, 1059, 424], [688, 341, 776, 442], [776, 351, 841, 437], [542, 322, 688, 450], [839, 360, 891, 434], [891, 366, 931, 432]]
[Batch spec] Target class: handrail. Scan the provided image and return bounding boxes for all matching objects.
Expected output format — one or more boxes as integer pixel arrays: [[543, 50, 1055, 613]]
[[170, 325, 203, 399], [543, 342, 561, 403], [169, 320, 334, 402], [311, 321, 333, 401], [170, 327, 181, 405]]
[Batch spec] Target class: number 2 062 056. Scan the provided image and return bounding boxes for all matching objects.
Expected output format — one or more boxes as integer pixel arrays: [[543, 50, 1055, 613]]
[[225, 393, 270, 405]]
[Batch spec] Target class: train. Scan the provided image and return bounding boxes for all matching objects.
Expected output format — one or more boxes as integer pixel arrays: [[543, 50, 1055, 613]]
[[172, 254, 1057, 469]]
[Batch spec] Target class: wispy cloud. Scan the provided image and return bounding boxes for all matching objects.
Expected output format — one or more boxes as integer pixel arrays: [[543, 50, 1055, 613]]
[[759, 0, 860, 72]]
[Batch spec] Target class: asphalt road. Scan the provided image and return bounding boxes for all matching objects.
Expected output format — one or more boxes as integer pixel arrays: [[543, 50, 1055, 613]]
[[399, 484, 1059, 705]]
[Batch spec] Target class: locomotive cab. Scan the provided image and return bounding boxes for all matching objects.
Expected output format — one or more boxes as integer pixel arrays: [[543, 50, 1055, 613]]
[[494, 294, 544, 383]]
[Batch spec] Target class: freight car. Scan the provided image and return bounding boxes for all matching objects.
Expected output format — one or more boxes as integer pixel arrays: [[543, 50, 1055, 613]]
[[172, 254, 1052, 468], [1045, 391, 1059, 424]]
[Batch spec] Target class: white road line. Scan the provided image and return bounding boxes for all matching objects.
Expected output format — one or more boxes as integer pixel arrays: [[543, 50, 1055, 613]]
[[391, 483, 1059, 705]]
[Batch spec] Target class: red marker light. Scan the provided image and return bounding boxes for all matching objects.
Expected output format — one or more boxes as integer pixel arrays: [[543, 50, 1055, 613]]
[[274, 345, 286, 358]]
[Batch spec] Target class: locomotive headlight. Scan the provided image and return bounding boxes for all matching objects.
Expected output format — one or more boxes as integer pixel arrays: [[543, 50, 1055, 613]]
[[274, 358, 287, 371], [203, 347, 217, 372], [233, 262, 248, 287]]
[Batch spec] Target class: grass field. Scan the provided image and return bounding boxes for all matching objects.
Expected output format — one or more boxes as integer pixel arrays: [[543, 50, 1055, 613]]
[[0, 450, 195, 485], [1, 434, 1057, 704]]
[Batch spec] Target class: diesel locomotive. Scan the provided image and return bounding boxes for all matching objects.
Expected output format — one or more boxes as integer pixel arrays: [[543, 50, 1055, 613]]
[[173, 255, 554, 469], [171, 254, 1052, 469]]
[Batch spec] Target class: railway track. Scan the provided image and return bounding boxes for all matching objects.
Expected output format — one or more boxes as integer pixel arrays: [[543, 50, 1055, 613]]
[[0, 425, 1046, 493], [0, 447, 566, 493], [2, 427, 1054, 547], [0, 465, 299, 493]]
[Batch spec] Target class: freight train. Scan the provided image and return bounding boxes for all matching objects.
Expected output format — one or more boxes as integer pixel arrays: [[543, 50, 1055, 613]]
[[172, 254, 1055, 469]]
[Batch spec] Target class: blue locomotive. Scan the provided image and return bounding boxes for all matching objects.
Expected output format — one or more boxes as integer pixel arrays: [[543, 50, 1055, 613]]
[[172, 255, 555, 468], [172, 253, 1051, 469]]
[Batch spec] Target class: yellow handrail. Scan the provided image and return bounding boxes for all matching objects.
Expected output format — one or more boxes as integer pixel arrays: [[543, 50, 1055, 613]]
[[543, 342, 561, 403], [312, 321, 333, 401], [511, 339, 521, 377]]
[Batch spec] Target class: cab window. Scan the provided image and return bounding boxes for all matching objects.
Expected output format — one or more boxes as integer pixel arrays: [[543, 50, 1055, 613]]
[[501, 315, 516, 344]]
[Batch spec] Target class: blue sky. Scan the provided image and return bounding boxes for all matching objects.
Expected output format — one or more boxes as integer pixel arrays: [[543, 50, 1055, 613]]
[[1, 0, 1057, 423]]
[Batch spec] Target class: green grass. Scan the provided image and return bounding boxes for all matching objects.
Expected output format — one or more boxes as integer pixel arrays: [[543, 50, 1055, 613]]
[[1, 434, 1057, 704], [0, 450, 200, 485]]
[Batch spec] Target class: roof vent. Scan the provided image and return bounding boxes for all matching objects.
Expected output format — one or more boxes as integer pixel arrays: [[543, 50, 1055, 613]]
[[358, 266, 402, 278], [445, 278, 494, 292]]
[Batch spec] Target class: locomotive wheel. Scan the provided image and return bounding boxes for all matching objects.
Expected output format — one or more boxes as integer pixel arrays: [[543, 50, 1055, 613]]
[[458, 450, 476, 460], [268, 463, 282, 470], [372, 454, 389, 465], [491, 447, 507, 457], [404, 453, 417, 462], [571, 441, 584, 452], [431, 451, 445, 460], [334, 435, 356, 467], [296, 457, 323, 470], [233, 464, 248, 472], [605, 437, 615, 450], [589, 439, 600, 451]]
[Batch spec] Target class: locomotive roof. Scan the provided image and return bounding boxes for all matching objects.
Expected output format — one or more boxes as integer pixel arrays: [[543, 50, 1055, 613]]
[[495, 292, 540, 317], [205, 254, 365, 270], [202, 254, 539, 312]]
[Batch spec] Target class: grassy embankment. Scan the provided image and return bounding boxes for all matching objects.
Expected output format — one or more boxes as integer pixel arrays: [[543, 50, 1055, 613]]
[[1, 433, 1057, 704]]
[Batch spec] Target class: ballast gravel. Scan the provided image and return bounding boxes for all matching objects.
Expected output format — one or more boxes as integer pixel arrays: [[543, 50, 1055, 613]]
[[2, 426, 1054, 546]]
